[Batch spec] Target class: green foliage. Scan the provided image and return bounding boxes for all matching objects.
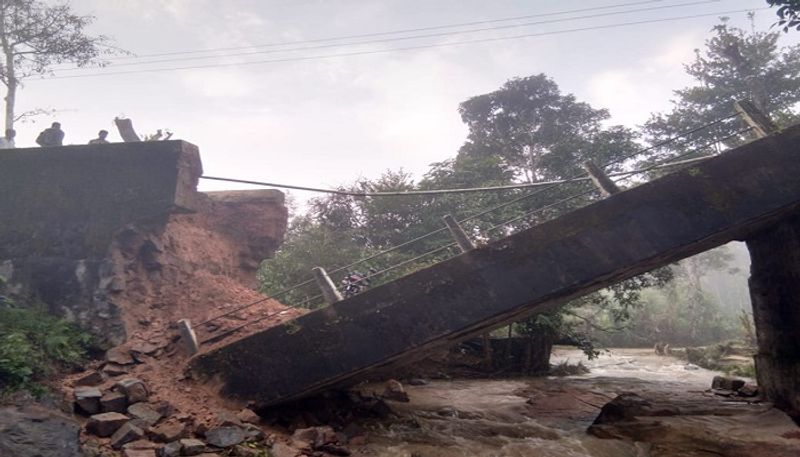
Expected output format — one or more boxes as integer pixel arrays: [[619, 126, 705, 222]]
[[0, 303, 93, 396], [643, 18, 800, 154], [768, 0, 800, 32]]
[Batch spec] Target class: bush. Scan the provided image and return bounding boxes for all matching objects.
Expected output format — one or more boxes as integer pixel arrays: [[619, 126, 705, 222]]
[[0, 304, 94, 396]]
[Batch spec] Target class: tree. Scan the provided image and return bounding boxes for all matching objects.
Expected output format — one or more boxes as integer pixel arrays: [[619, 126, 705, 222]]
[[767, 0, 800, 32], [0, 0, 116, 129], [643, 19, 800, 151], [458, 74, 640, 183]]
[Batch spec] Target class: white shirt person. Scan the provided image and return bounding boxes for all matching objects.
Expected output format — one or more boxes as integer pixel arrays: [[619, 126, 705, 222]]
[[0, 129, 16, 149]]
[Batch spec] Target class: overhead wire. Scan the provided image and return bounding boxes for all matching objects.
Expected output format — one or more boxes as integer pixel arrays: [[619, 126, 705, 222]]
[[42, 7, 767, 80], [89, 0, 669, 62], [54, 0, 723, 72]]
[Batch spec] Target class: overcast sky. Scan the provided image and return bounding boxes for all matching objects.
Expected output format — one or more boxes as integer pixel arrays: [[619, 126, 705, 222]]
[[20, 0, 798, 199]]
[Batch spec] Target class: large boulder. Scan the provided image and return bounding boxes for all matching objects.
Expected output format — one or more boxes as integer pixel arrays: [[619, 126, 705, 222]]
[[589, 392, 800, 456], [0, 405, 82, 457]]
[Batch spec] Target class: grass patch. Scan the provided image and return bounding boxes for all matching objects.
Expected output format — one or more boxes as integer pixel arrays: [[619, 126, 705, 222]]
[[0, 304, 95, 397]]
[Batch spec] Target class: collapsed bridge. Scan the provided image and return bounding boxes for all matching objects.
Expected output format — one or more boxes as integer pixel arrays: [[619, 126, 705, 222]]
[[189, 110, 800, 414]]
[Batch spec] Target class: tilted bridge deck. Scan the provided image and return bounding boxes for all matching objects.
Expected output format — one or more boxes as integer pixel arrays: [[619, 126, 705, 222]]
[[190, 125, 800, 407]]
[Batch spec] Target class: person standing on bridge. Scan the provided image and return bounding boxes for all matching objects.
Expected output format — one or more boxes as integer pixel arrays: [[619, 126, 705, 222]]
[[89, 130, 110, 144], [35, 122, 64, 147], [0, 129, 16, 149]]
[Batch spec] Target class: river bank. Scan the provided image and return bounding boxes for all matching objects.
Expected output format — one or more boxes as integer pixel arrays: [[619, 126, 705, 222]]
[[353, 347, 799, 457]]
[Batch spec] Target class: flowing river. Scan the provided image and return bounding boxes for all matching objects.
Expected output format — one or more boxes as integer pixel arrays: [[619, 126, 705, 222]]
[[357, 347, 737, 457]]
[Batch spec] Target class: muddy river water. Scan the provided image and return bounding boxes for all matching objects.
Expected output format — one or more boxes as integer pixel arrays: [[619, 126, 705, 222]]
[[357, 347, 751, 457]]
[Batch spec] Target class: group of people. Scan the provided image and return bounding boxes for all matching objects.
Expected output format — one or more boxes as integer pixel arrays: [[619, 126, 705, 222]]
[[0, 122, 110, 149]]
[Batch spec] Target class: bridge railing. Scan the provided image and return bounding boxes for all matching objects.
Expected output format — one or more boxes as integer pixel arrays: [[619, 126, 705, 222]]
[[183, 101, 775, 352]]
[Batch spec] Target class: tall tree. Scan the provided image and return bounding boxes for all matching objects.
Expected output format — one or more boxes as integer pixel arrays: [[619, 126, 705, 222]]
[[457, 74, 640, 183], [643, 18, 800, 150], [0, 0, 115, 129]]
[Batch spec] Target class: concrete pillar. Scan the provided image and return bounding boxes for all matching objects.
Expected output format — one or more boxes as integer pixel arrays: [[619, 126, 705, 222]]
[[745, 214, 800, 418]]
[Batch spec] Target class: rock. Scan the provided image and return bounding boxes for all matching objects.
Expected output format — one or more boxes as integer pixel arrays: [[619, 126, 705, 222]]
[[152, 400, 175, 417], [342, 423, 366, 445], [123, 449, 156, 457], [270, 442, 300, 457], [124, 440, 161, 450], [242, 423, 265, 441], [149, 421, 187, 442], [316, 444, 351, 456], [75, 371, 104, 386], [103, 362, 130, 377], [116, 378, 150, 403], [408, 378, 428, 386], [236, 408, 260, 424], [128, 402, 163, 427], [111, 422, 145, 449], [212, 410, 243, 427], [291, 427, 318, 445], [0, 405, 82, 457], [739, 383, 760, 397], [232, 445, 263, 457], [711, 375, 746, 391], [291, 425, 337, 448], [348, 435, 366, 446], [75, 386, 103, 415], [101, 391, 128, 413], [382, 379, 410, 402], [130, 341, 160, 356], [87, 412, 130, 437], [107, 347, 135, 365], [205, 425, 246, 448], [180, 438, 206, 456], [588, 392, 800, 456], [158, 441, 182, 457]]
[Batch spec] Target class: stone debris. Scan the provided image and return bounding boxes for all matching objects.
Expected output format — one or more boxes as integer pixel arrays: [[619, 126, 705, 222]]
[[116, 378, 150, 403], [738, 383, 760, 397], [128, 402, 163, 427], [87, 412, 130, 437], [107, 347, 136, 365], [179, 438, 206, 456], [270, 442, 301, 457], [103, 363, 130, 377], [75, 386, 103, 415], [149, 421, 188, 442], [75, 371, 105, 386], [123, 449, 156, 457], [205, 425, 246, 448], [711, 375, 746, 391], [157, 440, 182, 457], [101, 391, 128, 413], [111, 422, 145, 449], [382, 379, 410, 402], [235, 408, 260, 424], [231, 444, 263, 457]]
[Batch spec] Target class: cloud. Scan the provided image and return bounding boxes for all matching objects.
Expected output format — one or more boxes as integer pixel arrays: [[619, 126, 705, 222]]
[[586, 31, 702, 127], [180, 68, 255, 98]]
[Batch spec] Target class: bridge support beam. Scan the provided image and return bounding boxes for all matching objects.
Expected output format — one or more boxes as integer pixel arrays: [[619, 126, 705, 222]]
[[746, 214, 800, 419]]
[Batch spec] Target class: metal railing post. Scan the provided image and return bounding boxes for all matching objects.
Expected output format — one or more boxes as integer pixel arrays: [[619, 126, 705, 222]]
[[582, 160, 621, 197], [735, 99, 778, 138], [178, 318, 199, 355], [443, 215, 475, 252], [313, 266, 344, 304]]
